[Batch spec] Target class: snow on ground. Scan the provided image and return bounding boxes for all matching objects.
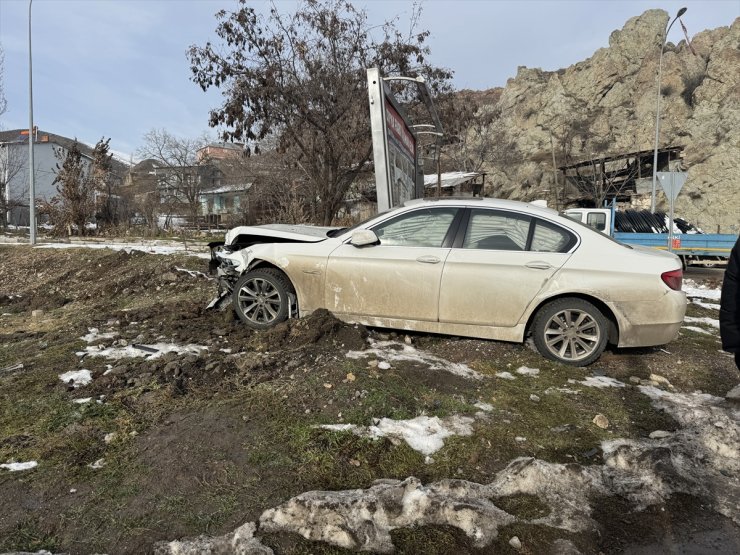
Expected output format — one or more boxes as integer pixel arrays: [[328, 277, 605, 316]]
[[516, 366, 540, 376], [76, 343, 207, 360], [495, 371, 516, 380], [319, 415, 475, 459], [59, 369, 92, 388], [35, 242, 210, 259], [253, 384, 740, 552], [80, 328, 118, 343], [682, 326, 714, 335], [346, 340, 482, 379], [174, 266, 212, 279], [692, 299, 721, 311], [683, 279, 722, 301], [577, 376, 626, 389], [684, 316, 721, 329], [157, 359, 740, 554], [1, 461, 38, 472]]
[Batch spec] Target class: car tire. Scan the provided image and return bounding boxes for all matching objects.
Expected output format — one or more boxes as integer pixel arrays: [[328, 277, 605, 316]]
[[532, 298, 609, 366], [232, 268, 294, 330]]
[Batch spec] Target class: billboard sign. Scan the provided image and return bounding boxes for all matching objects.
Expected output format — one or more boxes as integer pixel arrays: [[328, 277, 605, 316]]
[[384, 98, 417, 206], [367, 67, 425, 212]]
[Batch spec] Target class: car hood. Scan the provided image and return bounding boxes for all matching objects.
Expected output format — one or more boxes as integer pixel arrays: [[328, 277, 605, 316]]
[[224, 224, 340, 246]]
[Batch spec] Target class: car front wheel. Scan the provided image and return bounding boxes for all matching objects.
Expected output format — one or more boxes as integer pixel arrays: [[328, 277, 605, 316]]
[[232, 269, 293, 329], [532, 298, 608, 366]]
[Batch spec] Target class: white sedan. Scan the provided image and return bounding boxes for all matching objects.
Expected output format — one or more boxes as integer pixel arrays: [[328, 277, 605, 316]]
[[210, 198, 686, 366]]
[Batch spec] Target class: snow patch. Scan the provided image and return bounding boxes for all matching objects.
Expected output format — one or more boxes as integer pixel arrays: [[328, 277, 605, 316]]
[[76, 342, 207, 360], [174, 266, 212, 279], [155, 522, 271, 555], [516, 366, 540, 376], [260, 477, 515, 552], [683, 279, 721, 301], [36, 242, 210, 259], [346, 340, 481, 379], [1, 461, 38, 472], [691, 299, 721, 311], [318, 415, 474, 457], [59, 369, 92, 388], [495, 371, 516, 380], [684, 316, 720, 329], [474, 402, 493, 412], [682, 326, 714, 336], [80, 327, 117, 343], [577, 376, 626, 389]]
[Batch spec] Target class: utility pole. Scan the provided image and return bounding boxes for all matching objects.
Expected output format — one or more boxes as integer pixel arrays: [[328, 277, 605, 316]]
[[651, 7, 687, 213], [28, 0, 36, 244]]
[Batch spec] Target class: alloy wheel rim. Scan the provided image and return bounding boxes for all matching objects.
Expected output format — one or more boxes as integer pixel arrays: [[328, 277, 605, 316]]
[[237, 277, 282, 324], [543, 309, 600, 361]]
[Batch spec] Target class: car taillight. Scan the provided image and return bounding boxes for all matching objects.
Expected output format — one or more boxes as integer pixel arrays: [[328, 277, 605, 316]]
[[661, 269, 683, 291]]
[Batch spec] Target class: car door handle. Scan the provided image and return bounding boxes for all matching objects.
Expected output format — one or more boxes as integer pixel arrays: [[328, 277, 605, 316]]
[[525, 261, 553, 270], [416, 255, 441, 264]]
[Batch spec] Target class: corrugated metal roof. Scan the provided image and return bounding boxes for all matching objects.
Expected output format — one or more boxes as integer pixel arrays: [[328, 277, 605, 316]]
[[423, 171, 481, 189]]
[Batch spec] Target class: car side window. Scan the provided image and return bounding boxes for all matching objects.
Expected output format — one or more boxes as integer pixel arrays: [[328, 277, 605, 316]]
[[531, 219, 577, 253], [463, 209, 531, 251], [371, 208, 458, 247]]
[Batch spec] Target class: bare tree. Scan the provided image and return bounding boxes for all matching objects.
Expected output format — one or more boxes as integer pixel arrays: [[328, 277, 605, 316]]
[[188, 0, 452, 225], [437, 90, 518, 176], [90, 138, 128, 231], [136, 129, 212, 228], [0, 145, 27, 228], [45, 141, 95, 235]]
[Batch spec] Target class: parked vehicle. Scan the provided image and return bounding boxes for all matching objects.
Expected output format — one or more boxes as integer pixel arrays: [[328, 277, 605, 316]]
[[563, 207, 736, 268], [209, 198, 686, 366]]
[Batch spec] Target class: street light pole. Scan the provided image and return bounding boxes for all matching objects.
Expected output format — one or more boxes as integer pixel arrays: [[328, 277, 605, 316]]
[[650, 7, 687, 214], [28, 0, 36, 244]]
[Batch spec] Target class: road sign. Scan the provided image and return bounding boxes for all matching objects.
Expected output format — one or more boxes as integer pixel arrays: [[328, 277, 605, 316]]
[[657, 172, 688, 202]]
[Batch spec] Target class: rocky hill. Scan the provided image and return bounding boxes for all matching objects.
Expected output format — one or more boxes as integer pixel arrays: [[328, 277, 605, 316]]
[[473, 9, 739, 233]]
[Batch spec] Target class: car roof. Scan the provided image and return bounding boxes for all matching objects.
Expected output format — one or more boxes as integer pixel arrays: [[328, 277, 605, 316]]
[[403, 197, 560, 218]]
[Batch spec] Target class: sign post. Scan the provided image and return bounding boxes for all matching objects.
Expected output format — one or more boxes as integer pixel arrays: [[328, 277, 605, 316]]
[[657, 171, 688, 253], [367, 68, 442, 212]]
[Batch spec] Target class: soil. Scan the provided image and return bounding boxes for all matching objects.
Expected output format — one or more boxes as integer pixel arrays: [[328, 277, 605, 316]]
[[0, 246, 737, 554]]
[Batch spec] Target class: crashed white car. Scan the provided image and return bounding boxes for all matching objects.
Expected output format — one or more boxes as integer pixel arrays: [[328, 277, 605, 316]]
[[209, 198, 686, 366]]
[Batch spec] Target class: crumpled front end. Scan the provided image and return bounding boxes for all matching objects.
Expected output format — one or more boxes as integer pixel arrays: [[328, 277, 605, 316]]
[[206, 244, 253, 310]]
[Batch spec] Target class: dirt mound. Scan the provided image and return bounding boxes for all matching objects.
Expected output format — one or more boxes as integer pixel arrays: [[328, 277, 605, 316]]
[[254, 308, 368, 352]]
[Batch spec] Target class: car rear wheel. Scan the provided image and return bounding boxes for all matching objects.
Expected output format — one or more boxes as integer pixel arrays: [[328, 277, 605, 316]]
[[532, 298, 608, 366], [232, 269, 293, 329]]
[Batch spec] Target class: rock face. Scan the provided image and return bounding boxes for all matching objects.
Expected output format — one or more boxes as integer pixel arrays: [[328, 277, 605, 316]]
[[476, 10, 739, 232]]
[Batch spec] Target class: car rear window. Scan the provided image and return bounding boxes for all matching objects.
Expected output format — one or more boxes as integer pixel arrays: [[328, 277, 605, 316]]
[[531, 220, 577, 252]]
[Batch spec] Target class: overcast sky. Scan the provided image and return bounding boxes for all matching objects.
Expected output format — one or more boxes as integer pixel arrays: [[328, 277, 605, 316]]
[[0, 0, 737, 159]]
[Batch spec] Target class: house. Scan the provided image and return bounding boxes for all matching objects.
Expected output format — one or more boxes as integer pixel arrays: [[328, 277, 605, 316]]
[[199, 183, 253, 226], [0, 128, 129, 226], [196, 141, 246, 163]]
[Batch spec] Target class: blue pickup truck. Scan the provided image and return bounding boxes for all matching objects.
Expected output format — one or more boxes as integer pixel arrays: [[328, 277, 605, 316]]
[[563, 207, 737, 268]]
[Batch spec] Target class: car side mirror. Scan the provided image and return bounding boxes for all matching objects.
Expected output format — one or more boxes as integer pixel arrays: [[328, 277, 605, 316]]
[[350, 229, 379, 247]]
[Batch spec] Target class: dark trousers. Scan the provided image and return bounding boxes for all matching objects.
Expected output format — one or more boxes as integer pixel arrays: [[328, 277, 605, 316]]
[[736, 352, 740, 371]]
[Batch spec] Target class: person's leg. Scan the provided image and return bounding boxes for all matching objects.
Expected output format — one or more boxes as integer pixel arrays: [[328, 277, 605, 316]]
[[735, 352, 740, 371]]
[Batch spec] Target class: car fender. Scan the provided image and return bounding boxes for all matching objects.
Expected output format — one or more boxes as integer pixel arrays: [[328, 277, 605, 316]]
[[230, 243, 329, 316]]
